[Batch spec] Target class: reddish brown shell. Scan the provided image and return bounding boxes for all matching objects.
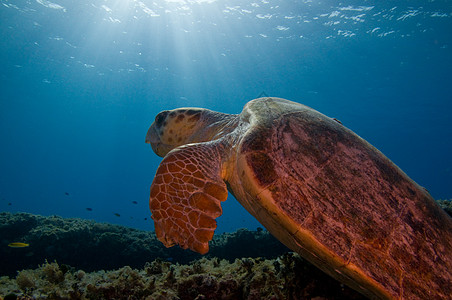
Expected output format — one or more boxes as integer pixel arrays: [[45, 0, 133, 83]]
[[234, 99, 452, 299]]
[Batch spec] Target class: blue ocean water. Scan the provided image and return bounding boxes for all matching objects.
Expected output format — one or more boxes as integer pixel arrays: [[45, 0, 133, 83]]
[[0, 0, 451, 233]]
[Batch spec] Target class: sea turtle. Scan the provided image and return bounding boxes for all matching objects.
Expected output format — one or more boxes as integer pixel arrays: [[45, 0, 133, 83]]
[[145, 97, 452, 299]]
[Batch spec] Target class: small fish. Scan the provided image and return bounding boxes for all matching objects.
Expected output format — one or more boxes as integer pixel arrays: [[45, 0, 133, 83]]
[[114, 213, 120, 217], [132, 201, 138, 204], [8, 202, 12, 206], [64, 192, 70, 196], [8, 242, 29, 248], [144, 218, 148, 221], [86, 208, 93, 211]]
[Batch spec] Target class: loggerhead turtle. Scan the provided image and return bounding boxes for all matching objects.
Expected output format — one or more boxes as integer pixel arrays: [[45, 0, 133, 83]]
[[145, 97, 452, 299]]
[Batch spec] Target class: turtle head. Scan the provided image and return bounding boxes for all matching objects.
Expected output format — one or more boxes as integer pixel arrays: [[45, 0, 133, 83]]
[[146, 107, 237, 157]]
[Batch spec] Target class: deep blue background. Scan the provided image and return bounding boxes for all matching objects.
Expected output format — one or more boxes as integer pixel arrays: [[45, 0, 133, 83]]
[[1, 0, 451, 232]]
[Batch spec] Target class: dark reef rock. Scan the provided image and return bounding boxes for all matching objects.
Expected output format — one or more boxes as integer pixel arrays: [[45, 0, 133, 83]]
[[0, 212, 288, 277]]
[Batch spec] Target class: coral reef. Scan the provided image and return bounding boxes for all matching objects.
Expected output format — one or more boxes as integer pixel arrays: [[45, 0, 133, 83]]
[[0, 212, 288, 277], [0, 200, 450, 299], [0, 255, 365, 300], [437, 199, 452, 217]]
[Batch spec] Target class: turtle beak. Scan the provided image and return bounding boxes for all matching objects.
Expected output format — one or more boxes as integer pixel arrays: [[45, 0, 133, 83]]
[[145, 123, 161, 152], [146, 110, 169, 146], [145, 123, 157, 145], [146, 123, 172, 157]]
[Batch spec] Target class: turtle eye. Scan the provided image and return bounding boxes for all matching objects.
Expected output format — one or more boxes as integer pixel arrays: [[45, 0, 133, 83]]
[[155, 111, 169, 128]]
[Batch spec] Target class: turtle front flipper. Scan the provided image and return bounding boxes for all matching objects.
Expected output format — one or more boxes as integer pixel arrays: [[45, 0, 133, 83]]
[[149, 143, 228, 254]]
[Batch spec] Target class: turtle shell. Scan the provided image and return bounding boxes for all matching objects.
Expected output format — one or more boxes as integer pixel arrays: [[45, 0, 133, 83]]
[[232, 98, 452, 299]]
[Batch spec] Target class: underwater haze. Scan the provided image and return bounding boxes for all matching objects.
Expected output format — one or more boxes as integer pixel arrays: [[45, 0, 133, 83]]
[[0, 0, 451, 232]]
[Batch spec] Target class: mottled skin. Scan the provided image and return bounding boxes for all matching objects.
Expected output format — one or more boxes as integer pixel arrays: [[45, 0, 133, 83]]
[[146, 98, 452, 299]]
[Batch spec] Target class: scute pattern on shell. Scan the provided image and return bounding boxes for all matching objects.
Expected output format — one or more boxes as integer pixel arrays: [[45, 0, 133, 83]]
[[240, 108, 452, 299]]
